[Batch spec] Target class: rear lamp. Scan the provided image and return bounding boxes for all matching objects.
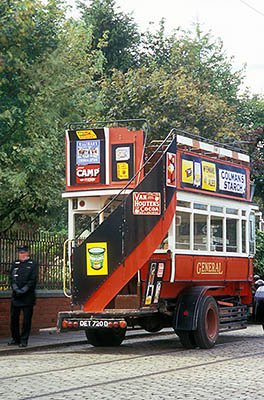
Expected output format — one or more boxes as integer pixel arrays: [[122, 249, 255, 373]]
[[73, 321, 78, 328], [120, 320, 127, 329], [108, 322, 113, 328], [113, 321, 119, 328], [62, 320, 68, 329], [68, 321, 73, 328], [79, 200, 85, 207]]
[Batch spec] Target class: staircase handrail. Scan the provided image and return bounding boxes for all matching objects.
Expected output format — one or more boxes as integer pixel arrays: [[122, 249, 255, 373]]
[[75, 128, 177, 242]]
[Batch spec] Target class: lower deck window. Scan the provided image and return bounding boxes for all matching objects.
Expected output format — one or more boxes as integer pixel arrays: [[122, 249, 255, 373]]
[[226, 218, 238, 252], [210, 217, 223, 251], [174, 200, 253, 254], [175, 212, 190, 249], [194, 214, 207, 250]]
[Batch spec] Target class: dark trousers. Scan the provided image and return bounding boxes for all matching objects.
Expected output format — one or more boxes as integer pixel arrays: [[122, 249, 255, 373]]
[[10, 303, 34, 344]]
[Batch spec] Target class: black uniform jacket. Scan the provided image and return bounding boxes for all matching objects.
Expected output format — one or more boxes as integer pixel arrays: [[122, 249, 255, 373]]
[[9, 259, 38, 306]]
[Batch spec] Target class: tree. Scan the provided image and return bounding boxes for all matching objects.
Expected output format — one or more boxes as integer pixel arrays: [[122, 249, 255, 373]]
[[140, 23, 245, 110], [234, 94, 264, 200], [254, 230, 264, 276], [0, 2, 105, 232], [0, 0, 67, 231], [97, 66, 239, 142], [2, 2, 263, 233], [78, 0, 140, 72], [0, 0, 65, 147]]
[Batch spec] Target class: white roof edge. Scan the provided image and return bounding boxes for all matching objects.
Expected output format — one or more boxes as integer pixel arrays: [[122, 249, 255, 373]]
[[177, 134, 249, 163], [62, 189, 132, 198], [238, 153, 250, 162]]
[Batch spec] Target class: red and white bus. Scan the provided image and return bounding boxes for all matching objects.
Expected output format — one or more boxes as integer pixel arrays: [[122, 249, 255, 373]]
[[57, 122, 259, 349]]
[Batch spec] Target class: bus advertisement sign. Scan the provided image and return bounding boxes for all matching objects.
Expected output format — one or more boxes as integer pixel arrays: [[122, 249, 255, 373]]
[[133, 192, 161, 215], [181, 154, 248, 199]]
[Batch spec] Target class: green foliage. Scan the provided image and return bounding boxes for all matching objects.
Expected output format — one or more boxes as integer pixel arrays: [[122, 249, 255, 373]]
[[1, 0, 264, 233], [0, 0, 67, 231], [78, 0, 140, 72], [0, 0, 65, 144], [97, 66, 239, 142], [140, 23, 245, 108], [0, 2, 104, 232], [237, 92, 264, 129], [254, 230, 264, 276]]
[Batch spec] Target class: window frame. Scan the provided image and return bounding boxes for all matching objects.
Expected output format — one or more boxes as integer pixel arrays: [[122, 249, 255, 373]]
[[154, 192, 257, 257]]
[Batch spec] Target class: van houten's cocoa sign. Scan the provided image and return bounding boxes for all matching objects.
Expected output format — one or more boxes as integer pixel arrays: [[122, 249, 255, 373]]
[[132, 192, 161, 215]]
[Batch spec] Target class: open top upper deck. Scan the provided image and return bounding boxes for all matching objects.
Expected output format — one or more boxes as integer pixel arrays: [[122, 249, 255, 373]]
[[175, 133, 250, 202], [64, 123, 250, 201]]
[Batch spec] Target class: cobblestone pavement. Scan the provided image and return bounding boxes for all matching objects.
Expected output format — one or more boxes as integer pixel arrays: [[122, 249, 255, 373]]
[[1, 325, 264, 400]]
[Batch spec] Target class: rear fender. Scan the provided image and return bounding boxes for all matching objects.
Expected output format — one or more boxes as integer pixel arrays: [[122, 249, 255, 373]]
[[173, 286, 220, 331], [254, 289, 264, 323]]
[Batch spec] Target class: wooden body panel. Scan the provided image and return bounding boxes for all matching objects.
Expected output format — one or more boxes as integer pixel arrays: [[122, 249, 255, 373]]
[[141, 253, 253, 305]]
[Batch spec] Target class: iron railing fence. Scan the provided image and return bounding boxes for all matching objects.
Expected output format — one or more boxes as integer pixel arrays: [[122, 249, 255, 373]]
[[0, 231, 68, 290]]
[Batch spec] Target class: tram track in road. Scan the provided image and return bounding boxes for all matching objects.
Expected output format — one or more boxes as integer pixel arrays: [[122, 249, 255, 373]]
[[0, 331, 179, 382], [17, 343, 264, 400], [0, 330, 253, 383]]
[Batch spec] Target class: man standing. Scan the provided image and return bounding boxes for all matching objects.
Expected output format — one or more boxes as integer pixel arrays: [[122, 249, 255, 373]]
[[9, 245, 38, 347]]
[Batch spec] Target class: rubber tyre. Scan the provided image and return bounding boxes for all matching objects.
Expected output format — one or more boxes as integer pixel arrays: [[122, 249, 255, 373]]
[[193, 296, 219, 349], [176, 330, 197, 349], [85, 327, 126, 347]]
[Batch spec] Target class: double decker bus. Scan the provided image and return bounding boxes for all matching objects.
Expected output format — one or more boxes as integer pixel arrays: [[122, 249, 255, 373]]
[[57, 122, 260, 349]]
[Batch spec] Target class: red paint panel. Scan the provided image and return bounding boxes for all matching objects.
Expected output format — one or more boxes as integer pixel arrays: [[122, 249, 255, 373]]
[[175, 255, 193, 280], [192, 256, 226, 281], [162, 259, 171, 281], [161, 282, 187, 298], [248, 258, 253, 281], [140, 262, 149, 281], [225, 257, 249, 280]]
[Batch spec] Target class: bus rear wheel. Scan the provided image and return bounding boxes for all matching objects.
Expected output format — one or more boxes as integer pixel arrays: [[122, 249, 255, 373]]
[[85, 327, 126, 347], [176, 330, 197, 349], [193, 296, 219, 349]]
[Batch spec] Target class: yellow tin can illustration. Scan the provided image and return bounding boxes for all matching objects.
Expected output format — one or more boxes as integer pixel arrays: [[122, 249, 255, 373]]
[[86, 242, 108, 275]]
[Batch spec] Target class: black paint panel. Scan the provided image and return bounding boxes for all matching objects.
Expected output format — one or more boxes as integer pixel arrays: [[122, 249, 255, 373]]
[[68, 129, 106, 186], [72, 206, 123, 304], [72, 137, 177, 305]]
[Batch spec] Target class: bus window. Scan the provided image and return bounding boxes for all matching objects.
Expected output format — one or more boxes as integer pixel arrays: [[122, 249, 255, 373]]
[[226, 208, 239, 215], [194, 203, 207, 211], [210, 216, 223, 251], [177, 200, 191, 208], [226, 218, 238, 252], [194, 214, 207, 250], [242, 220, 246, 253], [249, 212, 255, 254], [175, 212, 190, 249], [210, 205, 223, 213]]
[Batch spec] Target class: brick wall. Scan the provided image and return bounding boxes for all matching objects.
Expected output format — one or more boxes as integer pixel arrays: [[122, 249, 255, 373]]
[[0, 291, 80, 338]]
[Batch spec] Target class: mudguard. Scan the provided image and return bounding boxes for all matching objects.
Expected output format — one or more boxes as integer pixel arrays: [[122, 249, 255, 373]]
[[173, 286, 220, 331], [254, 287, 264, 323]]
